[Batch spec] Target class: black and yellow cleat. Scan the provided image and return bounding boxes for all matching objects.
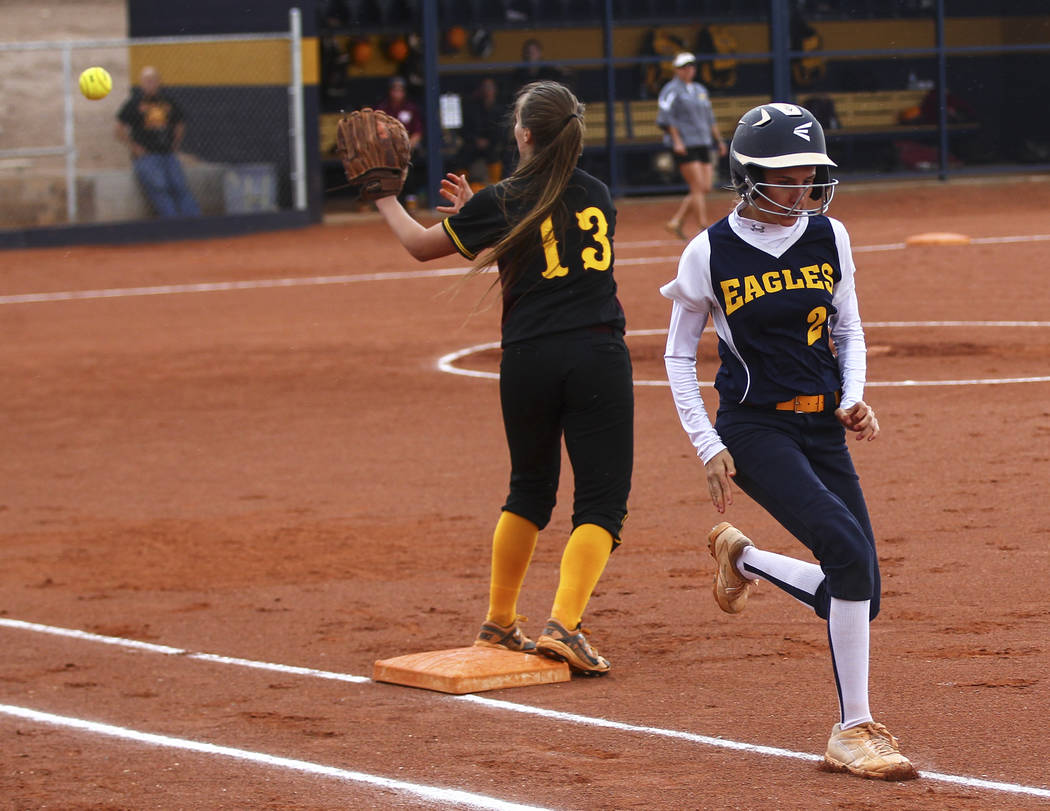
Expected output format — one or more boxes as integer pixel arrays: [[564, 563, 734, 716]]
[[473, 617, 536, 653], [535, 618, 610, 675]]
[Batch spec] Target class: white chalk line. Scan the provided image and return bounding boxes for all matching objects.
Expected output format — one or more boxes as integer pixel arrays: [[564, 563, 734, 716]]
[[437, 322, 1050, 387], [0, 255, 689, 305], [0, 703, 548, 811], [0, 267, 477, 305], [1, 617, 1047, 799], [4, 231, 1047, 307]]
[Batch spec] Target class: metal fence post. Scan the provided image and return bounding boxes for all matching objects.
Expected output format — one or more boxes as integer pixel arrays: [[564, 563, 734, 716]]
[[602, 0, 618, 198], [770, 0, 790, 102], [290, 7, 307, 211], [422, 1, 442, 210], [935, 0, 949, 180], [62, 43, 77, 222]]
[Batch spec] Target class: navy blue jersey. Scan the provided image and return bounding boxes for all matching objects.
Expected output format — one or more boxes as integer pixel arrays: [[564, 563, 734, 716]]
[[707, 215, 842, 405], [442, 168, 626, 346]]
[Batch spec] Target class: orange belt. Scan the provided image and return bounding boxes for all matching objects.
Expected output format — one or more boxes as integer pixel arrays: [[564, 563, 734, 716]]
[[774, 393, 839, 413]]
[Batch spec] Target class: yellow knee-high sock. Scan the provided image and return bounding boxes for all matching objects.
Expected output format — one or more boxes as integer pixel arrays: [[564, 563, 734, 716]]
[[487, 511, 539, 626], [550, 524, 614, 630]]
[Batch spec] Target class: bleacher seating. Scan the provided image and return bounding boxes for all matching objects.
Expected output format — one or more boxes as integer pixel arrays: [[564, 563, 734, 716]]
[[318, 89, 977, 178], [578, 89, 966, 149]]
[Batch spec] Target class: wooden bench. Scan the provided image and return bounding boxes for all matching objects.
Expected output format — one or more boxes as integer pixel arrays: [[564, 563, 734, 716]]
[[820, 89, 926, 135], [581, 95, 768, 148], [580, 90, 959, 148]]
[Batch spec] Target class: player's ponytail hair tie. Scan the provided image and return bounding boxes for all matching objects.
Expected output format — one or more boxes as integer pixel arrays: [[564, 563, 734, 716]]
[[561, 112, 582, 128]]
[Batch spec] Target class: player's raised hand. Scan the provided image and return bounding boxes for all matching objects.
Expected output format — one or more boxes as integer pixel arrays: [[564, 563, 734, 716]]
[[704, 448, 736, 513], [436, 172, 473, 214], [836, 401, 880, 441]]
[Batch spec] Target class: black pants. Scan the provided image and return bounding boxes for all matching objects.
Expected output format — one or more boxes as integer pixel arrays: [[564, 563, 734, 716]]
[[499, 327, 633, 541], [715, 406, 880, 620]]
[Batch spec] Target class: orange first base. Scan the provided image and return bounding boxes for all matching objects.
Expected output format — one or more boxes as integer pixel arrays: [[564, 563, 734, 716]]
[[374, 646, 571, 694]]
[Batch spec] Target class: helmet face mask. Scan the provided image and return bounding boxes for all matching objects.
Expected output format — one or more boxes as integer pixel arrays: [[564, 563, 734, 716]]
[[730, 103, 838, 217], [744, 170, 837, 218]]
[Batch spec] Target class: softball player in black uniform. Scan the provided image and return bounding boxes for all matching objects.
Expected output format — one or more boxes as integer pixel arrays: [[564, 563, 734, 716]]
[[373, 81, 632, 675], [662, 103, 917, 778]]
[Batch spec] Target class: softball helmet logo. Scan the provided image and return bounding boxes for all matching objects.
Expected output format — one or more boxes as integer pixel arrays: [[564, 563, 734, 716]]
[[728, 103, 838, 216]]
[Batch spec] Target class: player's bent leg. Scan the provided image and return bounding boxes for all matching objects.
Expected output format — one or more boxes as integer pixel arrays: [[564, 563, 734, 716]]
[[716, 411, 879, 618], [737, 546, 825, 609], [679, 160, 707, 230]]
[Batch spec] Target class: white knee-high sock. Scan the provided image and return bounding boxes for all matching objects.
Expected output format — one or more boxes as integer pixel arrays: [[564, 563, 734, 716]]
[[737, 546, 825, 605], [828, 597, 873, 729]]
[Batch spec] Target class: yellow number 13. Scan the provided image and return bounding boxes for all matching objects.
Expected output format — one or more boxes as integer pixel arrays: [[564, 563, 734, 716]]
[[540, 207, 612, 279]]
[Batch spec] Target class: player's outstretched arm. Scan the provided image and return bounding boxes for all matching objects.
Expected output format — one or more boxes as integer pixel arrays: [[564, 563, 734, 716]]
[[836, 400, 880, 442], [374, 196, 457, 261]]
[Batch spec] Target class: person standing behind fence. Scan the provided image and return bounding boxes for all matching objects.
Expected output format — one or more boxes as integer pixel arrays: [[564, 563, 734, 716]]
[[511, 38, 570, 96], [656, 52, 726, 241], [114, 66, 200, 218], [458, 77, 509, 188], [377, 75, 424, 210]]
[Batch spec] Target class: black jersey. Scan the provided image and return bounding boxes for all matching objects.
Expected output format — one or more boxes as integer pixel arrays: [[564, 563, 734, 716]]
[[442, 168, 626, 346], [707, 215, 843, 405], [116, 91, 186, 154]]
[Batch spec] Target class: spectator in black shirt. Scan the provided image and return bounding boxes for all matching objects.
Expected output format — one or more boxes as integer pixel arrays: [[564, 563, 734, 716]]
[[114, 66, 200, 218]]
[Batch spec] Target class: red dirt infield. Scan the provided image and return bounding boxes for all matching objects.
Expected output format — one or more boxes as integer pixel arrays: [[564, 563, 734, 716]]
[[2, 178, 1049, 809]]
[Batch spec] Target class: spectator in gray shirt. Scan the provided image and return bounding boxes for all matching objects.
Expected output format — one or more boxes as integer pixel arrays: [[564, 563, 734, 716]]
[[656, 52, 727, 240]]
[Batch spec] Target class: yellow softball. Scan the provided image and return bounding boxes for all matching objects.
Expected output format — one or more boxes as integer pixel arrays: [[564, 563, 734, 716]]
[[78, 66, 113, 100]]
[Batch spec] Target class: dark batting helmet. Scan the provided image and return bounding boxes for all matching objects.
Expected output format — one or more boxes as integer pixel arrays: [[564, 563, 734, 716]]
[[729, 102, 838, 216]]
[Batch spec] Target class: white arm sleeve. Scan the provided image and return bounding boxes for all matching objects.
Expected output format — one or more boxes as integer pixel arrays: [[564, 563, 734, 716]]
[[664, 303, 727, 463], [828, 218, 867, 410], [661, 234, 727, 463]]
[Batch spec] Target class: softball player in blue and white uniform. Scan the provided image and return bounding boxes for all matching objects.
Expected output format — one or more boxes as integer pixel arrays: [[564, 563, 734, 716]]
[[662, 103, 917, 780]]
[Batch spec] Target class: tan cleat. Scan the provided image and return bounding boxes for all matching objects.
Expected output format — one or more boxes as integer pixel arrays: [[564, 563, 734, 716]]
[[822, 721, 919, 781], [707, 522, 757, 614]]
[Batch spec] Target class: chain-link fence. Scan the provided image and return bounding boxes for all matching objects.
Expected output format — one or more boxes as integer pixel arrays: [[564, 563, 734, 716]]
[[0, 15, 306, 230], [318, 2, 1050, 202]]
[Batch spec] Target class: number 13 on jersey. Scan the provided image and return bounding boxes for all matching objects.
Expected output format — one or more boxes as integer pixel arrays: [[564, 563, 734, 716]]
[[540, 207, 612, 279]]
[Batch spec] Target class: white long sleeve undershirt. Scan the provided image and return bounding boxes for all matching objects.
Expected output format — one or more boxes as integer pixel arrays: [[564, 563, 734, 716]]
[[662, 208, 868, 463]]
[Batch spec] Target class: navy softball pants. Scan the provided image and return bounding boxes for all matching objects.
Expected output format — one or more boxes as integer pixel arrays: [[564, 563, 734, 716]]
[[715, 407, 880, 620], [499, 327, 633, 542]]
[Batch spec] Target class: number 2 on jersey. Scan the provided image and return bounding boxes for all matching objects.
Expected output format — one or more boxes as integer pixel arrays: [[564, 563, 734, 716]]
[[806, 306, 828, 345], [540, 207, 612, 279]]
